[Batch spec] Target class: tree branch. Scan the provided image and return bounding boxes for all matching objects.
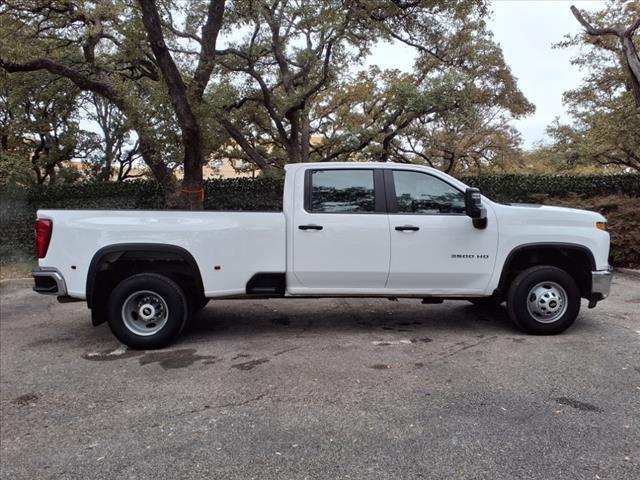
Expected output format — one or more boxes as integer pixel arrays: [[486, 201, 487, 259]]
[[570, 6, 621, 36], [0, 58, 119, 104], [192, 0, 226, 100]]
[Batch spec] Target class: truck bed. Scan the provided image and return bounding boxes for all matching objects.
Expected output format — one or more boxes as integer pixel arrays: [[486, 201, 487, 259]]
[[37, 210, 286, 298]]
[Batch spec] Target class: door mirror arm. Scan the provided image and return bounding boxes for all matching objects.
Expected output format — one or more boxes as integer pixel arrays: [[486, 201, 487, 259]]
[[465, 188, 487, 229]]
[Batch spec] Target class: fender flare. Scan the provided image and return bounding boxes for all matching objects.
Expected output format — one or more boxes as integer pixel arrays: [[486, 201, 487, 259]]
[[86, 243, 204, 308], [496, 242, 596, 293]]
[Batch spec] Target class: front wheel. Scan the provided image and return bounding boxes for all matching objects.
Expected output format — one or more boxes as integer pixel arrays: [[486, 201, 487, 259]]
[[507, 266, 581, 335], [107, 273, 190, 349]]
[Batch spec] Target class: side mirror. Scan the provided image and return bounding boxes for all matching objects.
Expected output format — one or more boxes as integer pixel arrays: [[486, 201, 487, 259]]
[[465, 187, 487, 229]]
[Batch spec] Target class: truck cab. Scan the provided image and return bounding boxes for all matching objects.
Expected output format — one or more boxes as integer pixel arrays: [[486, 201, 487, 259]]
[[32, 162, 613, 349]]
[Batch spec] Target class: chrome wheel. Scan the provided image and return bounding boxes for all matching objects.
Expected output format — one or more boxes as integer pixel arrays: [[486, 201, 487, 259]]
[[526, 281, 567, 324], [121, 290, 169, 336]]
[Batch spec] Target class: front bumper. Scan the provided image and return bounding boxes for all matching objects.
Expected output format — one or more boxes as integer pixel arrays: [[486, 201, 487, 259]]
[[32, 268, 67, 296], [588, 267, 613, 307]]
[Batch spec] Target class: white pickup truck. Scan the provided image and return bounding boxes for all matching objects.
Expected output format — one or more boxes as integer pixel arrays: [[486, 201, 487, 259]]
[[32, 162, 613, 349]]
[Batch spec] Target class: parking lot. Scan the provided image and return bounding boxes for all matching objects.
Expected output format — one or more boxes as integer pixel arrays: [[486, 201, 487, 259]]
[[1, 274, 639, 479]]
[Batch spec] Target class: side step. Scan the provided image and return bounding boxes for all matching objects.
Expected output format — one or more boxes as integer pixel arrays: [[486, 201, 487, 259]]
[[246, 273, 286, 296]]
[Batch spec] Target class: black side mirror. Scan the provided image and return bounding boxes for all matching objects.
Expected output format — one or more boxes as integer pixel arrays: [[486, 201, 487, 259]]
[[465, 187, 487, 229]]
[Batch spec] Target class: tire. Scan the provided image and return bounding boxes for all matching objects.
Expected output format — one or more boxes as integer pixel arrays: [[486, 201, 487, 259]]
[[506, 265, 580, 335], [107, 273, 190, 349]]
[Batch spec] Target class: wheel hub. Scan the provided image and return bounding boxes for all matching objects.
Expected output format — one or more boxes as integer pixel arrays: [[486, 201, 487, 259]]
[[121, 291, 169, 336], [526, 281, 567, 324], [139, 303, 157, 321]]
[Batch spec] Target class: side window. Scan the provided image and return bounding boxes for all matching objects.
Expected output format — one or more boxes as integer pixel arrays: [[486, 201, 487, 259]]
[[392, 170, 466, 214], [310, 169, 375, 213]]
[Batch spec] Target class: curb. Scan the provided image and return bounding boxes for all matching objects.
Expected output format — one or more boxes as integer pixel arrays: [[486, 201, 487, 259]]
[[615, 268, 640, 279]]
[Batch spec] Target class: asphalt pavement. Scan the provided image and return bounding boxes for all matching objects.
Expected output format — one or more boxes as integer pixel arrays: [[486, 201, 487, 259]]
[[1, 274, 639, 479]]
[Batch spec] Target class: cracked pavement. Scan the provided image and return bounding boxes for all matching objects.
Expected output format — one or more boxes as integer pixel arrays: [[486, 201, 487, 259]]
[[1, 274, 639, 479]]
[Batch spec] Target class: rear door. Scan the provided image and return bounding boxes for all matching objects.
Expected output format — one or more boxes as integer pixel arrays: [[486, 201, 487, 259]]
[[291, 168, 390, 290], [385, 169, 498, 294]]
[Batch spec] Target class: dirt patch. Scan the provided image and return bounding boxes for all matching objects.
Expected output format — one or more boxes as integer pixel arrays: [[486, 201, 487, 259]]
[[554, 397, 602, 413], [231, 358, 269, 371], [139, 349, 218, 370], [411, 337, 433, 344], [369, 364, 390, 370], [26, 336, 75, 348], [11, 393, 40, 406], [83, 347, 144, 362], [232, 353, 251, 360], [0, 261, 37, 281], [273, 346, 301, 356]]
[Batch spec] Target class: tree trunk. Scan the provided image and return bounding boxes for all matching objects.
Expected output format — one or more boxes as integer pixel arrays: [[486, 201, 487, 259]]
[[286, 111, 301, 163], [99, 132, 115, 181], [621, 35, 640, 110], [180, 132, 205, 209], [300, 112, 310, 162], [31, 138, 46, 184], [45, 162, 57, 185], [135, 138, 179, 207], [138, 0, 205, 209], [287, 141, 301, 163]]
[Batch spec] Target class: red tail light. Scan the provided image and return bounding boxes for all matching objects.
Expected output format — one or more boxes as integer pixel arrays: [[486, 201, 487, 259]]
[[35, 219, 53, 259]]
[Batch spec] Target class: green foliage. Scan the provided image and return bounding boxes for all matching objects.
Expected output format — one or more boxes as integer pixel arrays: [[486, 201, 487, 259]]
[[463, 174, 640, 202], [2, 175, 638, 266], [0, 70, 88, 185], [549, 0, 640, 171], [1, 0, 536, 184]]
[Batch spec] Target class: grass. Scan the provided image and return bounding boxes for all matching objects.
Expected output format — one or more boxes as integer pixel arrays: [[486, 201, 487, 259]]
[[0, 260, 37, 281]]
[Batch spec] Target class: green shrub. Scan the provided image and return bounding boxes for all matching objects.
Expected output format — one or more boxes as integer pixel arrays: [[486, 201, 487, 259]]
[[463, 174, 640, 203]]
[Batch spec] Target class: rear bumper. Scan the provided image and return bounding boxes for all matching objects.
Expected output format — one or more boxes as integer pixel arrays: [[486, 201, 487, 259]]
[[32, 268, 67, 296], [588, 267, 613, 307]]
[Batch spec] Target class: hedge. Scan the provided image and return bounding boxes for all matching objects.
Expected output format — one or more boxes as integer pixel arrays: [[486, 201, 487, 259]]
[[464, 174, 640, 203], [1, 173, 638, 265]]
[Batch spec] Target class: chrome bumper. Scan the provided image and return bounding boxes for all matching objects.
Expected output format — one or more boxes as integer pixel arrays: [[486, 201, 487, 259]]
[[32, 268, 67, 296], [591, 267, 613, 301]]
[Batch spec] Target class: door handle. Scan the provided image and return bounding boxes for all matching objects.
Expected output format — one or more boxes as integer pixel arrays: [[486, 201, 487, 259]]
[[395, 225, 419, 232], [299, 224, 323, 231]]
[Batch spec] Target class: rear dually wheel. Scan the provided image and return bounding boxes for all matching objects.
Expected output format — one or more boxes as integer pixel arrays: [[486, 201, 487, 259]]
[[107, 273, 190, 349]]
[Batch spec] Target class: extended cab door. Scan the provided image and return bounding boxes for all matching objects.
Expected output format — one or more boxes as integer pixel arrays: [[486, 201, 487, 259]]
[[290, 168, 390, 291], [385, 169, 498, 294]]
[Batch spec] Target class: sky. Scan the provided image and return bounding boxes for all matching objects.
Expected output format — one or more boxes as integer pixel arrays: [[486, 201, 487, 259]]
[[367, 0, 608, 149]]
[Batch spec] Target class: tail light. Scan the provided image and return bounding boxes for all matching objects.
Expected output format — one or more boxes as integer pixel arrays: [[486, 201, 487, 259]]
[[35, 219, 53, 259]]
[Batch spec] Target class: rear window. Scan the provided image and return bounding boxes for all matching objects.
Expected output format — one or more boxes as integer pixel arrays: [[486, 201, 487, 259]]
[[309, 170, 375, 213]]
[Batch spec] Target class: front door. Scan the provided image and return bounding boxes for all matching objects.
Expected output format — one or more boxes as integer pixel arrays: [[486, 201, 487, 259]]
[[385, 169, 498, 294], [291, 168, 390, 291]]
